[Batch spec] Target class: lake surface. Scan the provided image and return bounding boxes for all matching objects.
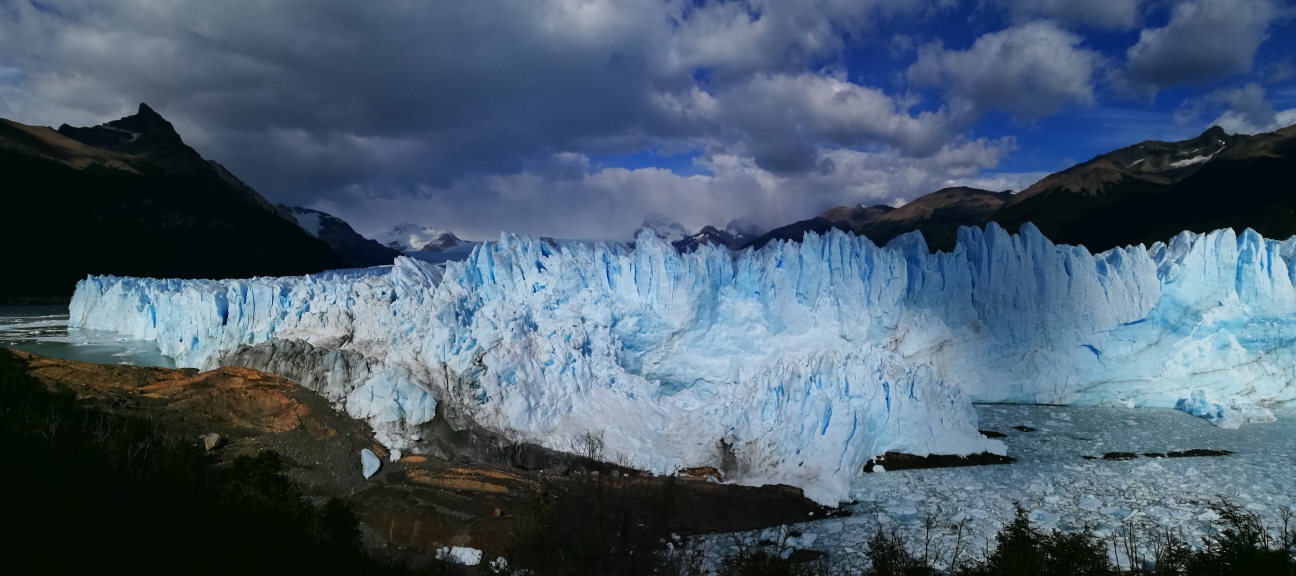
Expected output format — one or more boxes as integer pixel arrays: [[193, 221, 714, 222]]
[[0, 305, 175, 367]]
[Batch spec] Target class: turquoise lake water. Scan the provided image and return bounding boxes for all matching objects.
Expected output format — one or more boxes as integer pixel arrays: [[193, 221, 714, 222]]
[[0, 305, 175, 368]]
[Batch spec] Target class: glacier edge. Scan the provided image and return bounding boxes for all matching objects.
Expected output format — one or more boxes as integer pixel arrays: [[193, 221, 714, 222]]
[[68, 223, 1296, 504]]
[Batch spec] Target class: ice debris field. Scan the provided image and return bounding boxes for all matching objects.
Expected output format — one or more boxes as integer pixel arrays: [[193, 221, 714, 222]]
[[69, 224, 1296, 504], [699, 404, 1296, 569]]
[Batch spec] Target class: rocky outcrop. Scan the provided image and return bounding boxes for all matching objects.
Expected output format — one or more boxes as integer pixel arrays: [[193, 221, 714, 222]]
[[212, 338, 375, 403], [5, 348, 840, 565]]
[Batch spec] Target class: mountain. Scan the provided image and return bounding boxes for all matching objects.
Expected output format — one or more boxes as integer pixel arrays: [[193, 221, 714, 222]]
[[854, 187, 1011, 251], [672, 218, 767, 252], [0, 104, 346, 300], [281, 206, 402, 268], [748, 187, 1009, 252], [743, 217, 849, 250], [374, 222, 464, 252], [992, 125, 1295, 251], [631, 213, 691, 244], [752, 123, 1296, 254]]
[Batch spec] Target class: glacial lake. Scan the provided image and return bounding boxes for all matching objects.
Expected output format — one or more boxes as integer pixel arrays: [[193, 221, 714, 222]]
[[0, 305, 175, 368]]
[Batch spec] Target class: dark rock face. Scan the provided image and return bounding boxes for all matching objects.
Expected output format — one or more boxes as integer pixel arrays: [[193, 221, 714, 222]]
[[0, 104, 346, 298], [863, 451, 1015, 472], [282, 206, 402, 268], [743, 217, 849, 250]]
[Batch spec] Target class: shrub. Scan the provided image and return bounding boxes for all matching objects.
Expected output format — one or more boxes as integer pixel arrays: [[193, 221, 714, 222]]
[[864, 527, 940, 576], [959, 505, 1109, 576], [1182, 501, 1296, 576], [504, 472, 680, 575]]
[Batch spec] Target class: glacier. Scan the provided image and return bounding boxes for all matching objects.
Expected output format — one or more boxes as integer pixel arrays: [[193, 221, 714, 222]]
[[68, 223, 1296, 504]]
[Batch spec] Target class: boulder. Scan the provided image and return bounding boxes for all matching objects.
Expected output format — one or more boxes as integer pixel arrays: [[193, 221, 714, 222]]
[[202, 433, 223, 451]]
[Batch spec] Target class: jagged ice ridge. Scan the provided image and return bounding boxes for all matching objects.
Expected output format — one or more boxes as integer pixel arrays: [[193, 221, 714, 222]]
[[69, 224, 1295, 503]]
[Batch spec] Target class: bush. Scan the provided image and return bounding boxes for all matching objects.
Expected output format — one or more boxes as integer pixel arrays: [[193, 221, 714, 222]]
[[958, 505, 1109, 576], [864, 526, 940, 576], [504, 472, 681, 575], [1181, 501, 1295, 576]]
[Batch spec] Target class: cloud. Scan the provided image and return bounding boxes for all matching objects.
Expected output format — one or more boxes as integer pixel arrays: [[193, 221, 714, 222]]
[[0, 1, 1060, 237], [0, 1, 962, 183], [714, 72, 954, 171], [1176, 83, 1296, 134], [1121, 0, 1278, 92], [994, 0, 1145, 30], [907, 22, 1100, 119], [316, 137, 1031, 240]]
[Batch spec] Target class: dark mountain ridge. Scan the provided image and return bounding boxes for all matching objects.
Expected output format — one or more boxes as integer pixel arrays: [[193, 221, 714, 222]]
[[745, 187, 1009, 252], [749, 123, 1296, 254], [671, 218, 767, 252], [281, 205, 402, 268], [1, 104, 346, 300]]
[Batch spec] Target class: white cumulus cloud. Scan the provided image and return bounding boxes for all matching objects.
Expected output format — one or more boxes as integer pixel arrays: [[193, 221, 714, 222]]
[[907, 22, 1101, 120], [1121, 0, 1278, 92]]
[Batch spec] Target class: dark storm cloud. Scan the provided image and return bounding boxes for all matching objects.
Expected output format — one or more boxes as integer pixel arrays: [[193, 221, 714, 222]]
[[0, 0, 1001, 237]]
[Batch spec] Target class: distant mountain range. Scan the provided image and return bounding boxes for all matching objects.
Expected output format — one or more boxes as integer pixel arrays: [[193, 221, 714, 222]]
[[373, 222, 465, 253], [0, 104, 347, 300], [631, 213, 767, 252], [749, 123, 1296, 253], [280, 206, 401, 268], [5, 102, 1291, 299]]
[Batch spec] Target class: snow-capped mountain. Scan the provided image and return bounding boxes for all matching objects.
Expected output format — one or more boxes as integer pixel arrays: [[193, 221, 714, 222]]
[[374, 222, 464, 252], [282, 206, 401, 268], [672, 218, 767, 252], [633, 214, 767, 252], [631, 213, 691, 244], [722, 217, 766, 241]]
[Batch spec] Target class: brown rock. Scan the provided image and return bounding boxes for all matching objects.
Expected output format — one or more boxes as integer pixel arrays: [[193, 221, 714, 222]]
[[679, 466, 721, 480]]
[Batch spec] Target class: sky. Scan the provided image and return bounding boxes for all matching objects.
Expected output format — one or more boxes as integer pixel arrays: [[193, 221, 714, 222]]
[[1, 0, 1293, 240]]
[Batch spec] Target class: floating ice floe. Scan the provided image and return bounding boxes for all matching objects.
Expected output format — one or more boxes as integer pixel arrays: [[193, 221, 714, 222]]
[[437, 546, 482, 565], [1174, 389, 1276, 429]]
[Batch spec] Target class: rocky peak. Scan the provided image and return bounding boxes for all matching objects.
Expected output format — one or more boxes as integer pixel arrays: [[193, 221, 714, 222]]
[[104, 103, 185, 146], [57, 103, 210, 176]]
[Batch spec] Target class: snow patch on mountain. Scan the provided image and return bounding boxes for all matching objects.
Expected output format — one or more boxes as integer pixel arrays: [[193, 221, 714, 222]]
[[1169, 154, 1213, 169], [632, 213, 691, 244], [375, 222, 462, 252], [288, 209, 322, 238]]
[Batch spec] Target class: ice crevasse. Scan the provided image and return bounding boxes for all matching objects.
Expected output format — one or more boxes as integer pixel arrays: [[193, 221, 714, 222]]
[[69, 223, 1296, 504]]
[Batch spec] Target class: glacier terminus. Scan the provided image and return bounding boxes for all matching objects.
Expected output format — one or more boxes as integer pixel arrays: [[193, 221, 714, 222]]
[[68, 224, 1295, 504]]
